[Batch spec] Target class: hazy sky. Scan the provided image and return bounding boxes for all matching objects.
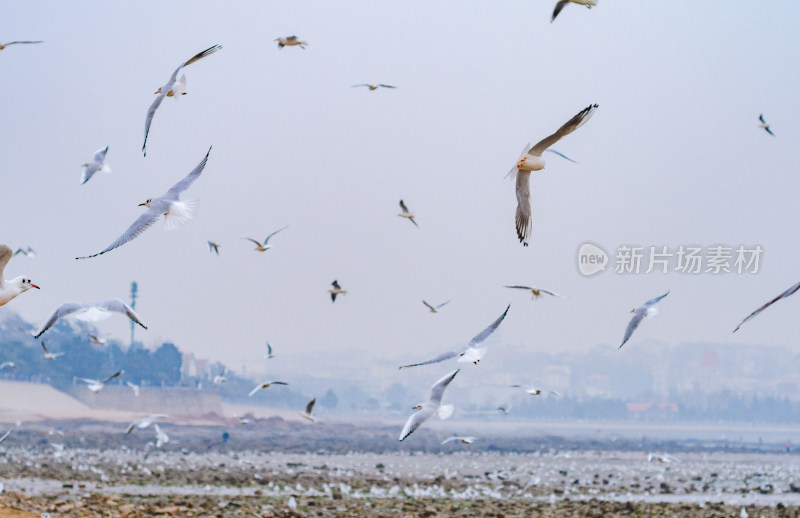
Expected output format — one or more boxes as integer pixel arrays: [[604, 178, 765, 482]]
[[2, 1, 800, 381]]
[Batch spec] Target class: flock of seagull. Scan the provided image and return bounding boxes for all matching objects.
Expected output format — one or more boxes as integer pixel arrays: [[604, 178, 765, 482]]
[[0, 14, 792, 445]]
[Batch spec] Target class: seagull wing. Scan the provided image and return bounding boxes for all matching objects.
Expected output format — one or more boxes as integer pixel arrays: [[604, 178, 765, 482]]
[[765, 126, 775, 136], [40, 341, 49, 354], [100, 299, 148, 330], [332, 280, 341, 290], [164, 147, 212, 200], [305, 397, 316, 415], [733, 280, 800, 332], [545, 149, 578, 163], [93, 146, 109, 163], [619, 308, 646, 349], [515, 170, 532, 245], [378, 84, 397, 89], [263, 225, 289, 245], [399, 350, 460, 369], [504, 285, 533, 291], [467, 305, 510, 348], [0, 244, 11, 284], [538, 289, 566, 298], [4, 41, 43, 46], [101, 370, 124, 385], [267, 342, 273, 355], [81, 162, 101, 185], [529, 104, 598, 156], [243, 238, 263, 247], [75, 207, 162, 259], [441, 436, 458, 444], [643, 291, 669, 306], [248, 385, 264, 397], [399, 200, 410, 214], [180, 44, 222, 69], [422, 300, 435, 311], [551, 0, 571, 22], [34, 302, 89, 338], [435, 300, 451, 309], [759, 114, 766, 124], [142, 90, 168, 156], [399, 405, 434, 441], [429, 369, 459, 405]]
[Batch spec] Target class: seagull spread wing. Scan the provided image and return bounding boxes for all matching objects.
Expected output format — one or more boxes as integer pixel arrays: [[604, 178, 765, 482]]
[[422, 300, 435, 311], [305, 397, 316, 415], [34, 302, 90, 337], [529, 104, 598, 157], [759, 114, 766, 124], [515, 170, 532, 245], [734, 280, 800, 333], [467, 305, 510, 348], [399, 200, 410, 214], [164, 147, 212, 200], [545, 149, 578, 163], [436, 300, 451, 309], [399, 406, 434, 441], [263, 225, 289, 245], [101, 370, 123, 385], [93, 146, 109, 163], [0, 244, 12, 283], [551, 0, 571, 22], [765, 126, 775, 136], [4, 41, 43, 46], [644, 291, 670, 306], [619, 308, 646, 349], [76, 208, 162, 259], [399, 369, 459, 441], [378, 84, 397, 89], [505, 285, 534, 291]]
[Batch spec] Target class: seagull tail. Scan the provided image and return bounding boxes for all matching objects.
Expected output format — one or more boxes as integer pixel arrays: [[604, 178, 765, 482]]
[[164, 199, 199, 231]]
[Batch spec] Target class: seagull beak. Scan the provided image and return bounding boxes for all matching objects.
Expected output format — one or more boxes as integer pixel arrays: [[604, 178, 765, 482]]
[[30, 284, 40, 289]]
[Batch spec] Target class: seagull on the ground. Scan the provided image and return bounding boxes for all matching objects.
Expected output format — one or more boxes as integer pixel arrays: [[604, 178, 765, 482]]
[[352, 83, 396, 91], [647, 452, 679, 464], [40, 341, 64, 360], [0, 427, 13, 444], [0, 244, 39, 306], [80, 146, 111, 185], [399, 369, 459, 441], [127, 381, 140, 396], [125, 414, 168, 435], [509, 104, 598, 246], [13, 247, 35, 259], [154, 423, 169, 448], [551, 0, 597, 22], [80, 370, 123, 393], [265, 342, 275, 359], [33, 299, 147, 338], [0, 40, 42, 51], [504, 285, 566, 300], [142, 44, 221, 155], [619, 291, 669, 349], [76, 147, 211, 259], [248, 380, 288, 397], [276, 36, 307, 49], [442, 435, 476, 445], [398, 200, 418, 227], [511, 385, 561, 397], [399, 305, 510, 369], [0, 362, 15, 370], [299, 397, 316, 422], [213, 368, 228, 385], [89, 334, 107, 345], [758, 114, 774, 136], [243, 226, 289, 252], [734, 280, 800, 333], [329, 280, 347, 302], [423, 300, 451, 313], [207, 241, 220, 255]]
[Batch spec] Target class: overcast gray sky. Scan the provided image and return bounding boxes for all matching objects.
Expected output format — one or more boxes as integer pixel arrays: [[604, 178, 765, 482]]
[[2, 1, 800, 380]]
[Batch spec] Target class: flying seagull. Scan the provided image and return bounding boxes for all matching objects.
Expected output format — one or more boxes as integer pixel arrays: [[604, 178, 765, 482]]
[[299, 397, 316, 422], [89, 334, 107, 345], [154, 423, 169, 448], [142, 44, 222, 155], [0, 40, 42, 51], [497, 405, 511, 415], [423, 300, 451, 313], [33, 299, 147, 338], [442, 435, 476, 445], [276, 36, 307, 49], [248, 380, 288, 397], [352, 84, 396, 91], [243, 226, 289, 252], [207, 241, 220, 255], [758, 114, 774, 136], [13, 247, 35, 259], [509, 104, 598, 246], [127, 381, 140, 396], [399, 305, 510, 369], [551, 0, 597, 23], [0, 362, 15, 370], [80, 370, 124, 393], [734, 279, 800, 333], [619, 291, 669, 349], [80, 146, 111, 185], [40, 342, 64, 360], [511, 385, 561, 397], [399, 369, 459, 441], [125, 414, 168, 435], [504, 285, 566, 300], [398, 200, 418, 227], [265, 342, 275, 359], [329, 280, 347, 302], [0, 244, 39, 306], [76, 147, 211, 259]]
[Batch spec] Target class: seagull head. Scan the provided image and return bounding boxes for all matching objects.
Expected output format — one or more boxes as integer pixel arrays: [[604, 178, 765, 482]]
[[412, 403, 424, 410], [11, 276, 39, 291], [138, 198, 152, 208]]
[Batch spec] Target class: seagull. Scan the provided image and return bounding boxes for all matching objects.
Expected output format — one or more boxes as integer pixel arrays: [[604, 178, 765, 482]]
[[551, 0, 597, 23], [497, 405, 511, 415], [759, 114, 774, 136], [423, 300, 451, 313], [0, 427, 13, 444], [248, 380, 288, 397], [0, 40, 42, 51], [398, 200, 418, 227], [399, 369, 459, 441], [265, 342, 275, 359], [243, 226, 289, 252], [89, 334, 107, 345], [0, 244, 39, 306], [127, 381, 140, 396], [207, 241, 220, 255], [238, 416, 251, 425], [76, 147, 211, 259], [509, 104, 598, 246], [299, 397, 316, 422], [276, 36, 307, 49], [13, 246, 35, 259], [441, 435, 476, 445], [399, 305, 510, 369], [619, 291, 669, 349], [80, 370, 123, 393], [352, 84, 396, 91], [40, 342, 64, 360], [154, 423, 169, 448], [647, 452, 679, 464], [142, 44, 221, 156], [734, 280, 800, 333], [80, 146, 111, 185], [213, 368, 228, 385], [504, 285, 566, 300], [33, 299, 147, 338], [329, 280, 347, 302], [125, 414, 168, 435], [0, 361, 15, 370], [511, 385, 561, 397]]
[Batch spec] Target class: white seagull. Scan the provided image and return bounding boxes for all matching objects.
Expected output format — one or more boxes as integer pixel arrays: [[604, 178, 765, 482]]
[[399, 305, 510, 369], [40, 342, 64, 360], [127, 381, 140, 396], [619, 291, 669, 349], [13, 246, 35, 259], [243, 226, 289, 252], [551, 0, 597, 23], [125, 414, 168, 435], [0, 362, 15, 370], [299, 397, 316, 422], [734, 279, 800, 333], [398, 200, 418, 227], [142, 44, 221, 155], [80, 146, 111, 185], [758, 114, 774, 136], [89, 334, 107, 345], [352, 83, 396, 91], [504, 285, 566, 300], [441, 435, 476, 445], [154, 423, 169, 448], [0, 40, 42, 51], [33, 299, 147, 338], [76, 147, 211, 259], [248, 380, 288, 397], [509, 104, 598, 246], [423, 300, 451, 313], [511, 385, 561, 397], [276, 36, 307, 49], [399, 369, 459, 441], [0, 244, 39, 306], [329, 280, 347, 302], [80, 370, 123, 393]]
